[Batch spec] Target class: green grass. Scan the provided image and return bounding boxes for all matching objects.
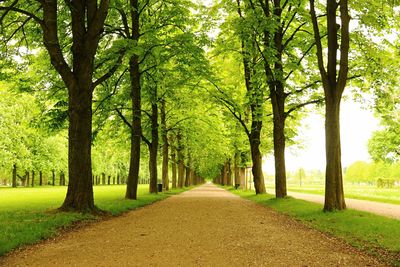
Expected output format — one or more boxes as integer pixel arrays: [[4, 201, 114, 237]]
[[228, 187, 400, 266], [280, 184, 400, 205], [0, 185, 190, 256]]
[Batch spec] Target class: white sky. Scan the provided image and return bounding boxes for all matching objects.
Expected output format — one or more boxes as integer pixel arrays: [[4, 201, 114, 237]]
[[263, 96, 380, 174]]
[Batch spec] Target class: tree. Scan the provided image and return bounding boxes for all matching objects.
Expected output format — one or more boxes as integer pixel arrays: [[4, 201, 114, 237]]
[[309, 0, 350, 211], [234, 0, 323, 198], [0, 0, 116, 212]]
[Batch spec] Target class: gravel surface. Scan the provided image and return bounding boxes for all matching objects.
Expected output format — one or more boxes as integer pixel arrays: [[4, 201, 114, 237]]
[[1, 183, 383, 267], [288, 191, 400, 220]]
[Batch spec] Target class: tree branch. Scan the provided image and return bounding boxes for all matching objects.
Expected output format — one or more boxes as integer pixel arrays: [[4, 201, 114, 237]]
[[309, 0, 328, 89], [115, 108, 132, 129], [285, 98, 324, 117], [92, 48, 125, 90]]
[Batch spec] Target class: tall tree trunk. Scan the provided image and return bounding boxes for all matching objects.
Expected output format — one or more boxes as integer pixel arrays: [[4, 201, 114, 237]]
[[102, 173, 106, 185], [45, 0, 109, 212], [39, 171, 43, 186], [269, 0, 287, 199], [239, 167, 246, 188], [161, 99, 169, 190], [234, 152, 240, 186], [185, 166, 190, 187], [249, 125, 266, 194], [178, 160, 184, 188], [185, 153, 192, 187], [126, 0, 141, 200], [310, 0, 349, 211], [52, 170, 55, 186], [271, 92, 287, 198], [12, 164, 17, 188], [171, 148, 177, 188], [148, 143, 158, 193], [31, 170, 35, 187], [26, 171, 29, 187], [177, 132, 184, 188], [237, 6, 266, 194], [148, 102, 159, 194], [324, 97, 345, 210], [227, 159, 232, 186], [222, 162, 228, 185], [193, 171, 197, 185], [60, 77, 95, 210]]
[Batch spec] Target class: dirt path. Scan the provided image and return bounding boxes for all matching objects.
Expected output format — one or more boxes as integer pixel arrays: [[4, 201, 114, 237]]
[[289, 191, 400, 220], [1, 183, 382, 267]]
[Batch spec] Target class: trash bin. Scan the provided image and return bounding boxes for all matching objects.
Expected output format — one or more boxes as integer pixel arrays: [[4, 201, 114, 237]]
[[157, 183, 163, 192]]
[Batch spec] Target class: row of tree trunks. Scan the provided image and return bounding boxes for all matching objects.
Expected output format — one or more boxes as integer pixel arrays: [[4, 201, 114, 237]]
[[92, 174, 124, 185], [214, 164, 246, 188], [11, 165, 67, 187]]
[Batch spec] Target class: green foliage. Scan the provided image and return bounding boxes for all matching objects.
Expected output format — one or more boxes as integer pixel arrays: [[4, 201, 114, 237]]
[[0, 81, 67, 181], [345, 161, 400, 186]]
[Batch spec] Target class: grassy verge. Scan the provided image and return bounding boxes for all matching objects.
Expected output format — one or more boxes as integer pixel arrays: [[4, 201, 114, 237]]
[[277, 184, 400, 205], [0, 185, 190, 256], [227, 187, 400, 266]]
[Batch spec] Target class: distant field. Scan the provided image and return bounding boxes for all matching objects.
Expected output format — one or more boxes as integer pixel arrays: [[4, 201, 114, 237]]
[[0, 185, 188, 256], [266, 184, 400, 205]]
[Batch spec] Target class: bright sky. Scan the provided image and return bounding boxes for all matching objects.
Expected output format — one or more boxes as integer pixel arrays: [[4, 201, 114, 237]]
[[263, 96, 380, 174]]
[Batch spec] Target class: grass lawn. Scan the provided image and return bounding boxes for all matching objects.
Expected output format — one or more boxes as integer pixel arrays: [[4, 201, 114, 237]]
[[227, 187, 400, 266], [0, 185, 189, 256], [265, 184, 400, 205]]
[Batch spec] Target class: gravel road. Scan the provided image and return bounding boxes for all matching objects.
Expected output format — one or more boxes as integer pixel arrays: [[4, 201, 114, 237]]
[[0, 183, 383, 266]]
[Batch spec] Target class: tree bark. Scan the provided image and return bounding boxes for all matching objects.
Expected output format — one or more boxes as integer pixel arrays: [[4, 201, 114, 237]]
[[249, 126, 266, 194], [12, 164, 17, 188], [177, 131, 184, 188], [171, 148, 177, 188], [324, 97, 346, 210], [161, 99, 169, 190], [102, 173, 106, 185], [234, 152, 240, 186], [239, 167, 246, 188], [222, 162, 228, 185], [39, 171, 43, 186], [31, 170, 35, 187], [271, 92, 287, 198], [125, 0, 141, 200], [227, 159, 232, 186], [185, 166, 190, 187], [148, 102, 159, 194], [52, 170, 55, 186]]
